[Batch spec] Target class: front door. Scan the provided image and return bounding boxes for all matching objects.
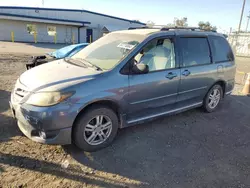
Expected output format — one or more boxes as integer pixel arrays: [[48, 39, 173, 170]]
[[127, 37, 180, 124], [86, 29, 93, 43], [177, 37, 217, 107]]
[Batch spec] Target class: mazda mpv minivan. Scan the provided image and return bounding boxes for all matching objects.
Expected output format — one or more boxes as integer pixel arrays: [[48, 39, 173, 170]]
[[10, 27, 236, 151]]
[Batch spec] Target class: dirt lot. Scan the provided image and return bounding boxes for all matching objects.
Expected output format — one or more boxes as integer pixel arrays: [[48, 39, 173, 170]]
[[1, 42, 250, 188]]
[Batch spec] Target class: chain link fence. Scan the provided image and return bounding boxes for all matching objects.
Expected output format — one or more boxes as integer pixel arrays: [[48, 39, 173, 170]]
[[228, 33, 250, 93], [228, 33, 250, 57]]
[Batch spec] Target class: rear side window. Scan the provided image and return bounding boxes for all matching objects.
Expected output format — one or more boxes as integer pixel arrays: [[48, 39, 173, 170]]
[[179, 37, 211, 67], [209, 36, 234, 63]]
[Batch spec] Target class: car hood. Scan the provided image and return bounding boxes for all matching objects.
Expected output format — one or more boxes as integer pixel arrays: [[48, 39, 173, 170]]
[[20, 59, 100, 91]]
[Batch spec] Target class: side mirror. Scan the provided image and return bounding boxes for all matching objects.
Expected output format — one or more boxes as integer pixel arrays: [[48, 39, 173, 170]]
[[132, 63, 149, 74]]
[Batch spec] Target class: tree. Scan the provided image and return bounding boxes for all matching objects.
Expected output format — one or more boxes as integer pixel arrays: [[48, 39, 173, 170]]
[[198, 21, 217, 31], [146, 20, 155, 27], [175, 17, 188, 27], [165, 17, 188, 28]]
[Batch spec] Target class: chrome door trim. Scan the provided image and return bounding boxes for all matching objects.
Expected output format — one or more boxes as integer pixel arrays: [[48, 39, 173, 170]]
[[130, 93, 178, 105], [127, 102, 203, 124], [178, 86, 207, 94]]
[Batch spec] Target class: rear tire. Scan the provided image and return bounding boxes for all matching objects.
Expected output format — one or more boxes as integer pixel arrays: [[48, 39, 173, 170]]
[[203, 84, 223, 113], [73, 105, 118, 152]]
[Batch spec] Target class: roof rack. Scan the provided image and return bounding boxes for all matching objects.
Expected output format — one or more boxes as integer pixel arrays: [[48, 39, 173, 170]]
[[160, 27, 217, 32], [160, 27, 199, 31], [128, 25, 168, 30], [128, 26, 217, 32], [128, 26, 150, 30]]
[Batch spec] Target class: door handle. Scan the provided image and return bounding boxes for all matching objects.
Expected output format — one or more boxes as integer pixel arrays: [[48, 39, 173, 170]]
[[182, 70, 191, 76], [165, 72, 177, 79]]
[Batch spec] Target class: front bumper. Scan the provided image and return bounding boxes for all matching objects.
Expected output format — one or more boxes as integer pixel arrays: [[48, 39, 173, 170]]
[[17, 120, 71, 145], [10, 94, 80, 145]]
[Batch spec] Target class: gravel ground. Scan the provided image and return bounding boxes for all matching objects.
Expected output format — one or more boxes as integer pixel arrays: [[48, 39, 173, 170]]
[[0, 41, 65, 55], [0, 43, 250, 187]]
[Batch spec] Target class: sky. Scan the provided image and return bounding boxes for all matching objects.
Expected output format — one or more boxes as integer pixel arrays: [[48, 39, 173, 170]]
[[0, 0, 250, 33]]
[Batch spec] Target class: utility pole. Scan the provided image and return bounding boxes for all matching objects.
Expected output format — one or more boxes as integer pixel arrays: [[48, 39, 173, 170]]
[[238, 0, 246, 33], [246, 11, 250, 32]]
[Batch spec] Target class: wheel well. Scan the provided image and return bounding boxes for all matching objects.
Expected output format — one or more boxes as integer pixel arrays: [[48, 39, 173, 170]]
[[72, 100, 121, 133], [213, 80, 226, 96]]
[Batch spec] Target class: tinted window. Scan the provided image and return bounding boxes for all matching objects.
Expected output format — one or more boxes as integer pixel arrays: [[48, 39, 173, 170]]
[[209, 36, 234, 62], [180, 37, 211, 67], [134, 38, 175, 72]]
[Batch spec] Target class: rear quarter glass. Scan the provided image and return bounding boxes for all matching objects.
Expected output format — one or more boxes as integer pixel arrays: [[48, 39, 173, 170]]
[[208, 35, 235, 63]]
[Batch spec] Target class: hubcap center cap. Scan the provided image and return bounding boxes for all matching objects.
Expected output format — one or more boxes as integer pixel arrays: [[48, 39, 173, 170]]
[[95, 127, 102, 133]]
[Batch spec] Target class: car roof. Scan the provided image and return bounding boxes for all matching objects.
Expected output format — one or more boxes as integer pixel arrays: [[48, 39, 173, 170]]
[[112, 28, 225, 38], [112, 29, 161, 35], [173, 30, 224, 37]]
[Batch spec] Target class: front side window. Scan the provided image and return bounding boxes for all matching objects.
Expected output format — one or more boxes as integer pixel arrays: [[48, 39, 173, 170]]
[[180, 37, 211, 67], [209, 36, 234, 63], [73, 33, 145, 70], [134, 38, 175, 72]]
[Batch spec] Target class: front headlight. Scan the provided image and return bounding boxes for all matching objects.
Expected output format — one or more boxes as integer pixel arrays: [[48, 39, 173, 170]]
[[26, 91, 74, 107]]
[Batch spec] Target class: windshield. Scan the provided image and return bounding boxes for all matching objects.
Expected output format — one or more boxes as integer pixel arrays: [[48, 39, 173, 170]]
[[72, 33, 145, 70]]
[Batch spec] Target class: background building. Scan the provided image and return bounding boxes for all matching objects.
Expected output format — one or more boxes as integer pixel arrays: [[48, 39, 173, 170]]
[[228, 33, 250, 57], [0, 6, 145, 44]]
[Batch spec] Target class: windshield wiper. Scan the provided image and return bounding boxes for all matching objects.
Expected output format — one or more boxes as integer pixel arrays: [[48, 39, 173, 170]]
[[64, 57, 88, 68], [77, 58, 103, 71]]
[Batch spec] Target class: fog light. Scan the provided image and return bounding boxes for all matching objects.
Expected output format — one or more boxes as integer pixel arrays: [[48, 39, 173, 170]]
[[39, 131, 46, 139]]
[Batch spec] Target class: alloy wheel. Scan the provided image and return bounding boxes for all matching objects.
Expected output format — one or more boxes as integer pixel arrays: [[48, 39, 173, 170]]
[[83, 115, 112, 145], [208, 88, 221, 109]]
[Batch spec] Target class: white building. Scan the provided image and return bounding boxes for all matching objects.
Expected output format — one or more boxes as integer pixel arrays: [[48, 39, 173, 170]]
[[0, 6, 145, 44], [228, 33, 250, 57]]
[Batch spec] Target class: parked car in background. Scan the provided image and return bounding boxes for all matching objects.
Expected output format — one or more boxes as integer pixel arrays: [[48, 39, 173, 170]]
[[10, 27, 235, 152], [26, 43, 88, 69]]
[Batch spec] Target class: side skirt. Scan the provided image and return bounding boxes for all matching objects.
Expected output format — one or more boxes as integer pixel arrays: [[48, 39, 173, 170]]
[[122, 102, 203, 127]]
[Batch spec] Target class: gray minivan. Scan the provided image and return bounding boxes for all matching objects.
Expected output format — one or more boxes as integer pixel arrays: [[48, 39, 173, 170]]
[[10, 28, 236, 151]]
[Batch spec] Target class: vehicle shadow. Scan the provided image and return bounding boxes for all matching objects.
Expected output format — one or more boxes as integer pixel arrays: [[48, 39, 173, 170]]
[[64, 94, 250, 187], [0, 89, 22, 142], [0, 152, 137, 188]]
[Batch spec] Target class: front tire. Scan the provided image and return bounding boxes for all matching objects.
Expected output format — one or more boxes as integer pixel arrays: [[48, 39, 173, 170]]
[[73, 105, 118, 152], [203, 84, 223, 113]]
